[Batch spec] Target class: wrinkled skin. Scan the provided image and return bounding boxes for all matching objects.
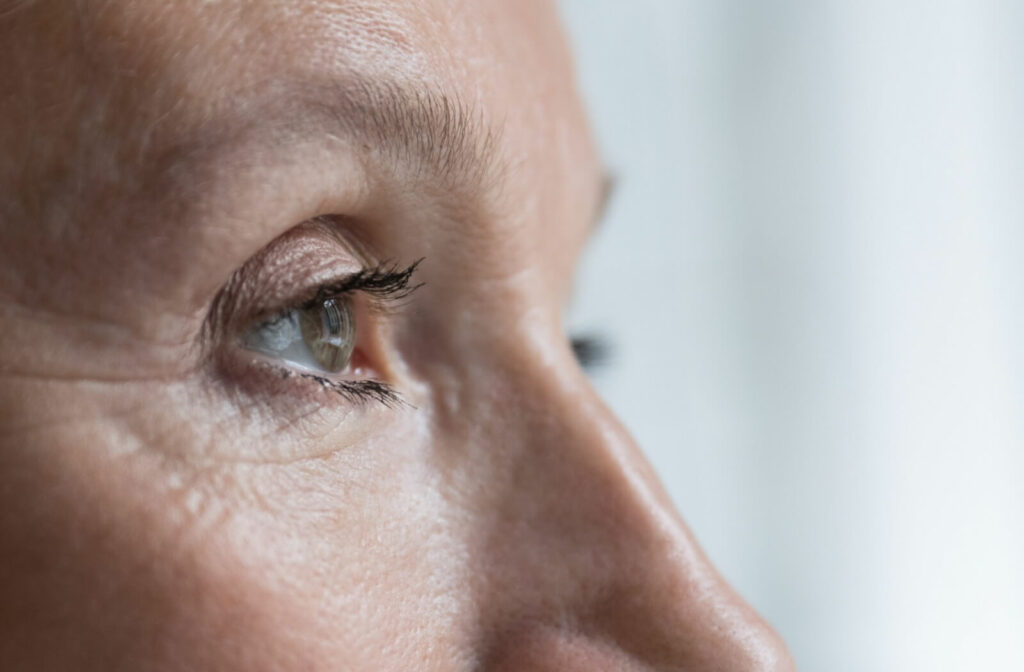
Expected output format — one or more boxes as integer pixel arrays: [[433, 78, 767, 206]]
[[0, 1, 795, 670]]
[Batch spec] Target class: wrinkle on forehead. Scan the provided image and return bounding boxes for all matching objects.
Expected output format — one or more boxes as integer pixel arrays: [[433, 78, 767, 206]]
[[0, 0, 590, 219], [86, 0, 430, 87], [0, 0, 427, 217]]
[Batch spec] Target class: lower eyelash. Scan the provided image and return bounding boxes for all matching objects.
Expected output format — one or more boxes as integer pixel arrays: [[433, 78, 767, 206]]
[[283, 368, 406, 408]]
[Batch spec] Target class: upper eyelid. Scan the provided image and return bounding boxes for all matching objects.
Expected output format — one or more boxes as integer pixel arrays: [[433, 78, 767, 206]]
[[234, 259, 425, 343], [204, 217, 394, 332]]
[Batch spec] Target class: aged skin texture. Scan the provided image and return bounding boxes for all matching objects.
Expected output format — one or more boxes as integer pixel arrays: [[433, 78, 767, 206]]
[[0, 1, 796, 670]]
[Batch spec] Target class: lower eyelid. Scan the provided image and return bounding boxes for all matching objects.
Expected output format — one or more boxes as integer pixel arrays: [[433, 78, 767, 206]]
[[211, 349, 400, 416], [195, 353, 399, 464]]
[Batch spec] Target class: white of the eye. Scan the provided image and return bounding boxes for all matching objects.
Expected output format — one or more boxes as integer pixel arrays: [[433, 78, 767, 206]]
[[242, 311, 324, 372], [244, 312, 300, 350]]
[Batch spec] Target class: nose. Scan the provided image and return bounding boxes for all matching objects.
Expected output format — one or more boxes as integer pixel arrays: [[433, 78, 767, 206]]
[[461, 342, 796, 671]]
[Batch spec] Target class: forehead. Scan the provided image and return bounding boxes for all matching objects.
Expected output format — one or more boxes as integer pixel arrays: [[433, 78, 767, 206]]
[[0, 0, 602, 323], [68, 0, 599, 210]]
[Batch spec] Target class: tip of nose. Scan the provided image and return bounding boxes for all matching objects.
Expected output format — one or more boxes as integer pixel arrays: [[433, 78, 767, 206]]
[[654, 604, 795, 672], [729, 623, 798, 672]]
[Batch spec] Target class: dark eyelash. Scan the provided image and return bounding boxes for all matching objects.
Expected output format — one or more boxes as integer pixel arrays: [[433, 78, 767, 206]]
[[297, 373, 406, 408], [295, 259, 423, 406], [265, 362, 406, 408], [226, 259, 424, 409], [301, 258, 424, 309]]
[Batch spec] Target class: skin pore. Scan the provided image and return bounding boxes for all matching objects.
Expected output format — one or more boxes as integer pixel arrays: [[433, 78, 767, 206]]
[[0, 1, 795, 670]]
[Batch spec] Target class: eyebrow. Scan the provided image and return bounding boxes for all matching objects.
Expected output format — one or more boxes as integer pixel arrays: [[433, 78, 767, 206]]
[[254, 77, 506, 195], [325, 80, 613, 232], [183, 75, 607, 236]]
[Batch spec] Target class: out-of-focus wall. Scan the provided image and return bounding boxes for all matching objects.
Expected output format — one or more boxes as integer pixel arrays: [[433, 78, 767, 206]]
[[558, 1, 1024, 670]]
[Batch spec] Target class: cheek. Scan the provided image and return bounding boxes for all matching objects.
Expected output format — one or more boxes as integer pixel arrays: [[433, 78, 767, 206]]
[[185, 442, 480, 669], [0, 390, 477, 670], [0, 419, 318, 670]]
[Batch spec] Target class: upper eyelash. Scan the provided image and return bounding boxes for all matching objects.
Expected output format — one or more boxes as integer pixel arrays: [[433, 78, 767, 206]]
[[300, 258, 424, 310]]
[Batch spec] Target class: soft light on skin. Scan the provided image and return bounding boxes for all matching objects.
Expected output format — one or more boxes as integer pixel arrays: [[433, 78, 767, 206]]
[[0, 1, 795, 670]]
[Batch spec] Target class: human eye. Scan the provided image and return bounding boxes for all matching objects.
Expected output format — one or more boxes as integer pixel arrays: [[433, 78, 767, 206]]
[[204, 218, 422, 410], [234, 260, 421, 407], [242, 296, 357, 375]]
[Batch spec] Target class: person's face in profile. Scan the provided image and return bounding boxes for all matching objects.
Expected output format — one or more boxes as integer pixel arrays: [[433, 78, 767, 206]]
[[0, 1, 794, 670]]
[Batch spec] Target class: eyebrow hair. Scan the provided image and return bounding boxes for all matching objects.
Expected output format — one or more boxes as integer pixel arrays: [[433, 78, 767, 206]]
[[161, 74, 608, 247], [262, 77, 506, 195]]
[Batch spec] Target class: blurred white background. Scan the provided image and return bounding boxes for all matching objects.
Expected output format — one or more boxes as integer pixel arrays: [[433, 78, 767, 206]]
[[559, 1, 1024, 670]]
